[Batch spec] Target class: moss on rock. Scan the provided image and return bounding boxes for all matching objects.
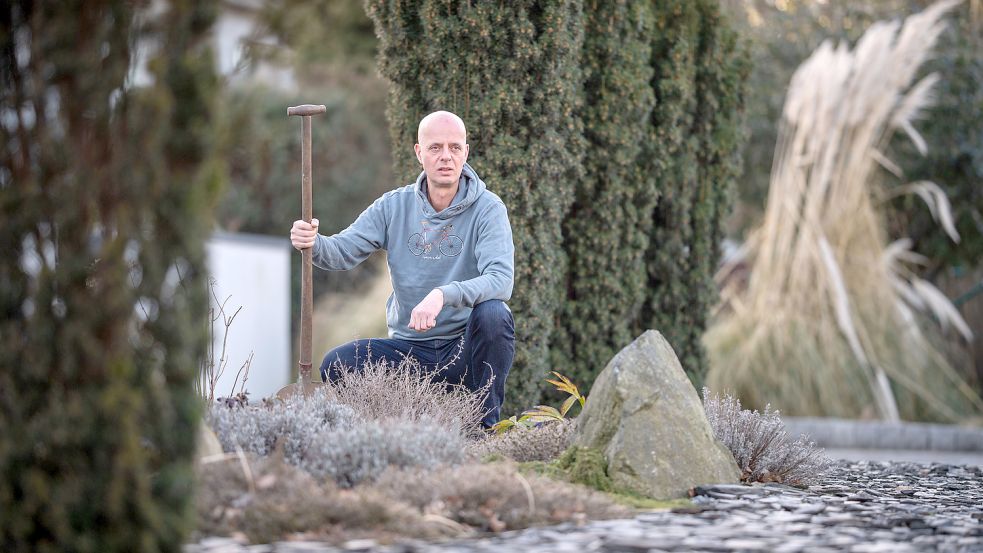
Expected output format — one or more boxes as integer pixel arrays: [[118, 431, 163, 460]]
[[556, 446, 614, 493], [520, 446, 694, 510]]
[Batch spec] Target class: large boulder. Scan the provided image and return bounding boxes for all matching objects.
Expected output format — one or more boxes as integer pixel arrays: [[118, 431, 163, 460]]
[[574, 330, 740, 498]]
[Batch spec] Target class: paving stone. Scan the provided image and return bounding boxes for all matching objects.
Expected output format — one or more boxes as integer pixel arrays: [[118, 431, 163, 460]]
[[722, 538, 772, 550], [849, 542, 916, 552], [599, 536, 657, 552]]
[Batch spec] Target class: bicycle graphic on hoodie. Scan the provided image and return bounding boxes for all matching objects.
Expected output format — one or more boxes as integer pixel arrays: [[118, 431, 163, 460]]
[[408, 220, 463, 257]]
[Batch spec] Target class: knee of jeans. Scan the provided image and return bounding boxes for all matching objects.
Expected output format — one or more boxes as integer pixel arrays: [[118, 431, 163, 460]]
[[471, 299, 511, 327]]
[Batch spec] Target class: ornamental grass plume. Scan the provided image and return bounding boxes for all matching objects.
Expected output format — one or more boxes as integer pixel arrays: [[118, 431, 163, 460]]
[[705, 0, 982, 422]]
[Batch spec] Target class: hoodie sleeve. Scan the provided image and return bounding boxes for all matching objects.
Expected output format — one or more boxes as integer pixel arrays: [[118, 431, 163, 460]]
[[438, 201, 514, 307], [312, 194, 389, 270]]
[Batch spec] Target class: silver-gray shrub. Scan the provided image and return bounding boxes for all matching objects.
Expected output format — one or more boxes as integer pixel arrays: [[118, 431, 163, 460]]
[[304, 418, 465, 488], [208, 388, 357, 457], [207, 388, 466, 487], [702, 388, 832, 485]]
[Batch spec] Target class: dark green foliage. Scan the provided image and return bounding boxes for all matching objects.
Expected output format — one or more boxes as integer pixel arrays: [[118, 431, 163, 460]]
[[0, 1, 221, 551], [365, 0, 586, 412], [637, 0, 749, 388], [255, 0, 379, 76], [889, 9, 983, 275], [552, 1, 658, 389], [557, 0, 748, 390], [227, 0, 391, 241], [367, 0, 748, 408]]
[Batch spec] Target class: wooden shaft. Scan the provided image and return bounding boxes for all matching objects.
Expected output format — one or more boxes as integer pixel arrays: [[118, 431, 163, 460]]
[[299, 115, 313, 386]]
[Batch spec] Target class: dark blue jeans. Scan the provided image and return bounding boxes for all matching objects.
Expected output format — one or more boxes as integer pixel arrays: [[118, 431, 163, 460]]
[[319, 299, 515, 427]]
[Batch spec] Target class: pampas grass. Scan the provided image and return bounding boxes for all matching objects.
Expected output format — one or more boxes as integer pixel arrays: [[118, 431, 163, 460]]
[[705, 0, 982, 422]]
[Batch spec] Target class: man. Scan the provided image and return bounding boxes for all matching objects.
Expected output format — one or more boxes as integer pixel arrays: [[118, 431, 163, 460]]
[[289, 111, 515, 428]]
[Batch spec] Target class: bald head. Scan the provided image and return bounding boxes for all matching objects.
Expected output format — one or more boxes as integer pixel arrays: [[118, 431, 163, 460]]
[[414, 110, 470, 189], [417, 111, 467, 144]]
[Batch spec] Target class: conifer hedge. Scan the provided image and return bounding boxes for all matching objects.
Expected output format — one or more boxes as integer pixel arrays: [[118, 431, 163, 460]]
[[637, 0, 749, 388], [0, 1, 221, 551], [365, 0, 586, 411], [366, 0, 748, 409], [552, 0, 657, 388]]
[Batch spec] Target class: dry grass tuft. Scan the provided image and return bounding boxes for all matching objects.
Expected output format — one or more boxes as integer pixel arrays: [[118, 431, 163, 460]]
[[706, 0, 982, 422], [703, 388, 833, 485], [325, 349, 489, 439], [369, 461, 630, 532], [469, 420, 576, 462], [193, 455, 627, 544], [194, 454, 447, 545]]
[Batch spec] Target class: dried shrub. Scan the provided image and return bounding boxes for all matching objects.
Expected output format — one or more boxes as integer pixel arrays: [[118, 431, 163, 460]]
[[194, 454, 451, 544], [207, 387, 466, 487], [370, 462, 630, 532], [470, 420, 576, 462], [703, 388, 833, 485], [194, 455, 628, 544], [327, 350, 488, 439]]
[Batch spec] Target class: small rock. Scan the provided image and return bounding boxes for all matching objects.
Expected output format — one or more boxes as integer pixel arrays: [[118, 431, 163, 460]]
[[342, 539, 378, 551], [722, 538, 771, 550], [795, 503, 826, 515], [600, 536, 656, 552]]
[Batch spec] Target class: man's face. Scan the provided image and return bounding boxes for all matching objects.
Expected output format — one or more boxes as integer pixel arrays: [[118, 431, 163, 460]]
[[414, 115, 469, 189]]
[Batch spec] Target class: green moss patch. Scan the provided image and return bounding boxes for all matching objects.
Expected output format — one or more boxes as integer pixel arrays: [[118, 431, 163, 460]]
[[519, 446, 694, 511]]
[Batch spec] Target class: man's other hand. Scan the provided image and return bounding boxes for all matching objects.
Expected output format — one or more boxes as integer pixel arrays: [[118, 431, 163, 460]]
[[290, 218, 319, 250], [409, 289, 444, 332]]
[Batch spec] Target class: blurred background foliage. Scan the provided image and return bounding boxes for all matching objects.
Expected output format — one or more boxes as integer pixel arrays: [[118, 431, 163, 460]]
[[220, 0, 393, 339], [2, 1, 221, 550], [724, 0, 982, 274], [723, 0, 982, 388]]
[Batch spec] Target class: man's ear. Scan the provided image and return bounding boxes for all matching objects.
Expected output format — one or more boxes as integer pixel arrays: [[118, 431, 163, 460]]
[[463, 143, 469, 163], [414, 143, 423, 165]]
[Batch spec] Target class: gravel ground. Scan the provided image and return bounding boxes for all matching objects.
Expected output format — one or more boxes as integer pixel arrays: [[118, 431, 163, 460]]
[[186, 459, 983, 553]]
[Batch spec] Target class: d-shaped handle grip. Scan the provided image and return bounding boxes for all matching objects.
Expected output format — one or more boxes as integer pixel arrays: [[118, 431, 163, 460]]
[[287, 104, 327, 117]]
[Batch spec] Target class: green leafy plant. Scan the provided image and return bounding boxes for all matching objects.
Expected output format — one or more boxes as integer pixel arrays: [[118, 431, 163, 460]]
[[491, 372, 586, 434]]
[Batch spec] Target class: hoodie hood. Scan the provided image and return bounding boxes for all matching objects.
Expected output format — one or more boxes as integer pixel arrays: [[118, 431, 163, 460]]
[[414, 162, 486, 220]]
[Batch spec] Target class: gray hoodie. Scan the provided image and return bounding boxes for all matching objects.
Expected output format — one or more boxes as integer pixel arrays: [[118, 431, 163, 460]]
[[312, 163, 514, 341]]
